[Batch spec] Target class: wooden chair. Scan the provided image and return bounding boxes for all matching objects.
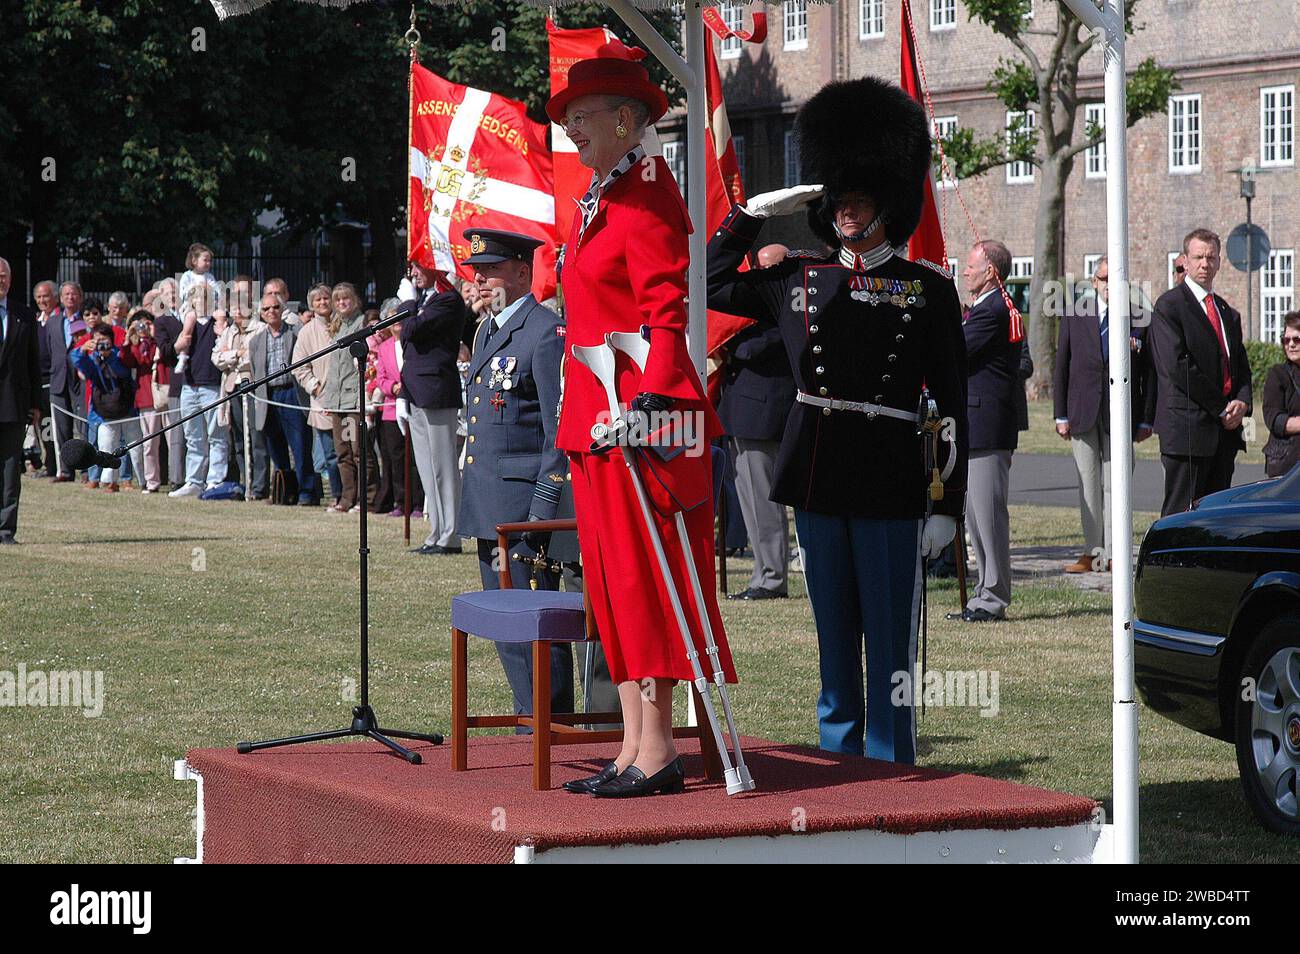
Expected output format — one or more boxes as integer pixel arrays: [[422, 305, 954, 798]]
[[450, 517, 723, 791]]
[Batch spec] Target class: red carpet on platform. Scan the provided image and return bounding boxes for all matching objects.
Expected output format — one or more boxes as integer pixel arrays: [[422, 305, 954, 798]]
[[184, 736, 1098, 864]]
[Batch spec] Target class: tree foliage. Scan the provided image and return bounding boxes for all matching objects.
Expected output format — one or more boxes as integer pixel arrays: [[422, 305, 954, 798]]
[[0, 0, 679, 284]]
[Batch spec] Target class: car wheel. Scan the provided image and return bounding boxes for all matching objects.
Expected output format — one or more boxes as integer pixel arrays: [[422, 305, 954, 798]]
[[1234, 614, 1300, 836]]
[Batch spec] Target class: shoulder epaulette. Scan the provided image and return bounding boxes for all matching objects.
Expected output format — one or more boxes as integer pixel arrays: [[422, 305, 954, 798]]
[[787, 249, 826, 259], [917, 258, 953, 279]]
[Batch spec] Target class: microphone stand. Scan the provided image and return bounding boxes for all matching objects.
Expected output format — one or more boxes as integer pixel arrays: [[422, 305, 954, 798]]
[[82, 305, 444, 764]]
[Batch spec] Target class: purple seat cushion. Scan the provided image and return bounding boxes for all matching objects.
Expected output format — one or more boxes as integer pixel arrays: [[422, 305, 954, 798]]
[[451, 589, 588, 643]]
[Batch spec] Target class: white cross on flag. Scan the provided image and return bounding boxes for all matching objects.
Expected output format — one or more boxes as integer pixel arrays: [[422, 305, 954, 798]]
[[407, 63, 558, 300]]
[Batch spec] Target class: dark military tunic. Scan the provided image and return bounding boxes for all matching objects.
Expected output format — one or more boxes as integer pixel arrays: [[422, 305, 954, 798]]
[[706, 206, 968, 520]]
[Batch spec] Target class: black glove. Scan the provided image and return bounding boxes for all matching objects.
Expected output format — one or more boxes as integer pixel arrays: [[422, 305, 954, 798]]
[[522, 516, 550, 553], [629, 391, 674, 414]]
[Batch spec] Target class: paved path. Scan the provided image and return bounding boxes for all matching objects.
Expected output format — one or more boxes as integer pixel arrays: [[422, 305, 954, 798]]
[[1009, 453, 1266, 512]]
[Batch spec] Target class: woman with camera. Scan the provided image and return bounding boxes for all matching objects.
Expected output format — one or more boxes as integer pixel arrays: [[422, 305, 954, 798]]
[[71, 324, 138, 493], [119, 309, 165, 493]]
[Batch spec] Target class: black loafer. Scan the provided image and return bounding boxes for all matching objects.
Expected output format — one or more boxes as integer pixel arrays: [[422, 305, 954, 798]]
[[562, 761, 620, 794], [591, 757, 686, 798], [945, 608, 1003, 623]]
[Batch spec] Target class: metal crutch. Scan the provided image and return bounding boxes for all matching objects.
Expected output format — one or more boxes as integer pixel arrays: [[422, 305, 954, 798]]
[[572, 339, 755, 795]]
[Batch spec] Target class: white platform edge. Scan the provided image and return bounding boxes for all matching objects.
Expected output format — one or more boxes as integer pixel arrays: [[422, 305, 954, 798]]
[[173, 759, 204, 865], [515, 820, 1104, 864]]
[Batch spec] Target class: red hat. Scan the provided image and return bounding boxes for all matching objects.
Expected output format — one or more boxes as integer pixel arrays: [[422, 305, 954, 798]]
[[545, 56, 669, 126]]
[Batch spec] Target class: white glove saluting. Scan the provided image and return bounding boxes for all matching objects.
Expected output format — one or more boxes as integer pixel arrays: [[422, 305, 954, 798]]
[[921, 514, 956, 560], [744, 184, 825, 219], [396, 277, 417, 303]]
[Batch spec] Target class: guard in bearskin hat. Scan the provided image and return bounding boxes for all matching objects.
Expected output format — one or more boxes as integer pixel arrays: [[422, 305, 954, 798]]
[[707, 76, 968, 763]]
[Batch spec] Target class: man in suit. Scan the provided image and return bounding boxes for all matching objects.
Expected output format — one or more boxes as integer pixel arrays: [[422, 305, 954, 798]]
[[399, 261, 466, 555], [456, 229, 574, 720], [0, 258, 43, 543], [46, 281, 86, 480], [1054, 256, 1154, 572], [249, 291, 316, 504], [718, 314, 795, 601], [952, 240, 1020, 622], [1149, 229, 1252, 515]]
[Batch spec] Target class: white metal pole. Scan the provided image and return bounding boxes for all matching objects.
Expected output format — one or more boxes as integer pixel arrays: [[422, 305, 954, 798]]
[[1101, 0, 1138, 864], [1060, 0, 1138, 865], [683, 1, 707, 378]]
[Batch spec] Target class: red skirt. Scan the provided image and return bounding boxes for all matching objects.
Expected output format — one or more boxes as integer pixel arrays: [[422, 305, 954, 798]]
[[569, 448, 737, 685]]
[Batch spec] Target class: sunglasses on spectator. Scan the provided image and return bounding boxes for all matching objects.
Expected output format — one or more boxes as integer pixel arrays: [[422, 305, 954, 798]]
[[261, 305, 282, 312], [1174, 265, 1186, 274], [1284, 335, 1300, 345]]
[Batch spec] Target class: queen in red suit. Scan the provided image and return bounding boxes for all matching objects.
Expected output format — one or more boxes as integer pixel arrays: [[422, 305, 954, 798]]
[[547, 57, 737, 798]]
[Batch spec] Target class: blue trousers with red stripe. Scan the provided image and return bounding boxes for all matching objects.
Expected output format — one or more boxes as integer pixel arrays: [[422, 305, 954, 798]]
[[795, 510, 923, 763]]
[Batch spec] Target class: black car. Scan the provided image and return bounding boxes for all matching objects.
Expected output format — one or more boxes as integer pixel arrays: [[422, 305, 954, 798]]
[[1134, 465, 1300, 835]]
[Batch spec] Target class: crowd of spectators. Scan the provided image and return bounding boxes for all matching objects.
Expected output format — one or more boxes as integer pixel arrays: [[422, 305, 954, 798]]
[[11, 243, 489, 528]]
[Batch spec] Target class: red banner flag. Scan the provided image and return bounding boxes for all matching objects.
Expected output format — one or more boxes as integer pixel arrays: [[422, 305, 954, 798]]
[[407, 62, 558, 301], [899, 2, 945, 270], [701, 7, 766, 401], [546, 21, 646, 241]]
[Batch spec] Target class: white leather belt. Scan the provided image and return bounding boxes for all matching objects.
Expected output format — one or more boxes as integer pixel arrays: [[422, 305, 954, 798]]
[[796, 390, 918, 424]]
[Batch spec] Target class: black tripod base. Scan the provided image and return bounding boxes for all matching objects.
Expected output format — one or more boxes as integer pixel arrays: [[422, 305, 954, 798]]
[[236, 705, 444, 764]]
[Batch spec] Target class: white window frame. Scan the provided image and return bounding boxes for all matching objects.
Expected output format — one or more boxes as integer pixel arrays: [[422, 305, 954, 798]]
[[1085, 103, 1106, 179], [933, 115, 959, 190], [1083, 254, 1103, 279], [1168, 252, 1183, 290], [1006, 110, 1036, 184], [859, 0, 885, 39], [783, 0, 808, 51], [930, 0, 957, 31], [1262, 248, 1295, 343], [719, 1, 744, 59], [784, 129, 800, 187], [1168, 93, 1202, 174], [1011, 257, 1034, 279], [1260, 84, 1295, 168], [947, 257, 959, 278], [663, 140, 686, 195]]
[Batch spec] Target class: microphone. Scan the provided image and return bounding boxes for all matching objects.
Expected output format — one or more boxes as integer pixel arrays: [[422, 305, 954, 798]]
[[61, 438, 124, 472]]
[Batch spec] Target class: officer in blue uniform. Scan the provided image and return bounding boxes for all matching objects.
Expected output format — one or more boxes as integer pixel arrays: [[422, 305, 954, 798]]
[[706, 77, 969, 763], [458, 228, 574, 720]]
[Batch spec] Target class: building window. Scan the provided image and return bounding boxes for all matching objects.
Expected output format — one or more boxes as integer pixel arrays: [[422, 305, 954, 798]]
[[719, 1, 743, 59], [1262, 249, 1295, 343], [930, 0, 957, 31], [1169, 94, 1202, 173], [784, 129, 800, 187], [784, 0, 808, 50], [1006, 110, 1036, 184], [663, 140, 686, 196], [860, 0, 884, 39], [1083, 254, 1103, 279], [732, 134, 746, 182], [1011, 257, 1034, 279], [1085, 103, 1106, 179], [933, 115, 959, 190], [1261, 85, 1295, 168]]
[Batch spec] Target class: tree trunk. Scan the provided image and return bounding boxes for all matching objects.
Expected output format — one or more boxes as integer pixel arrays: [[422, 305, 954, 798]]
[[1027, 153, 1069, 400]]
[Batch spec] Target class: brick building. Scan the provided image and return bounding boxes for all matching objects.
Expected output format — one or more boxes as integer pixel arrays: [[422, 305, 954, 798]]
[[661, 0, 1298, 342]]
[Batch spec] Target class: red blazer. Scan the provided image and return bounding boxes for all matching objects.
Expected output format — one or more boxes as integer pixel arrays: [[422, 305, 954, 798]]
[[556, 155, 721, 454]]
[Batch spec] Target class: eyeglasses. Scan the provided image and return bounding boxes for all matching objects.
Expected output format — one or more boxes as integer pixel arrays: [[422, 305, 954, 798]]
[[261, 305, 281, 312], [561, 106, 619, 131], [1174, 265, 1186, 274], [1283, 335, 1300, 346]]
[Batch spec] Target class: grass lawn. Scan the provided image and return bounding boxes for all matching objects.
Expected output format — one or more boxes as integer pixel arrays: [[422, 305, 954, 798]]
[[1019, 397, 1267, 467], [1, 478, 1295, 864]]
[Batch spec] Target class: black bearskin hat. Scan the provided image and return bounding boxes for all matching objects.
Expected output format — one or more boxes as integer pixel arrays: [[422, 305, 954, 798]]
[[796, 76, 932, 249]]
